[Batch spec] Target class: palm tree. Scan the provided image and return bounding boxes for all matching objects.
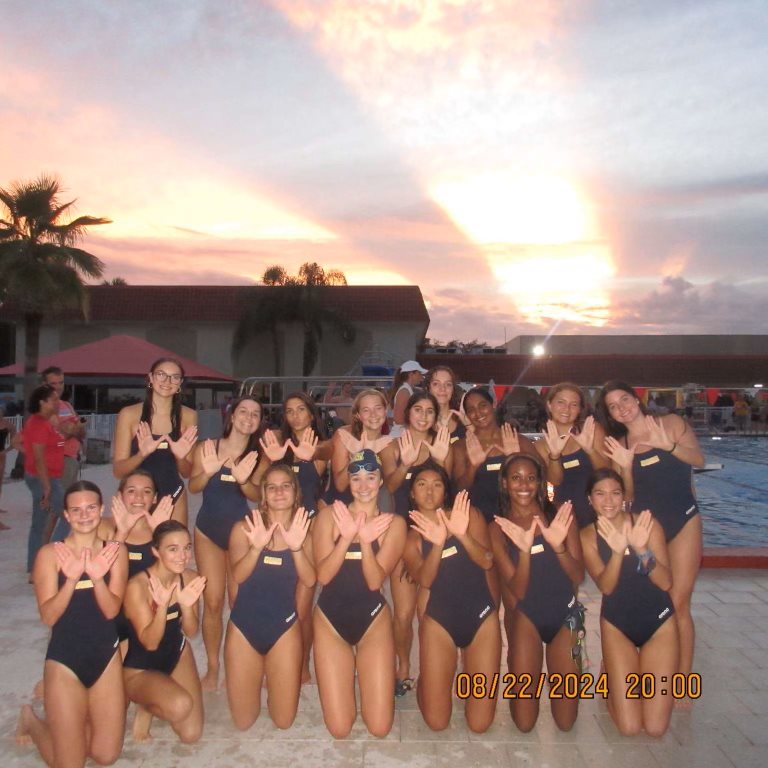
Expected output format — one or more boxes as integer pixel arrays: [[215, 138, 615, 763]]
[[102, 277, 128, 286], [233, 262, 355, 377], [0, 174, 110, 402]]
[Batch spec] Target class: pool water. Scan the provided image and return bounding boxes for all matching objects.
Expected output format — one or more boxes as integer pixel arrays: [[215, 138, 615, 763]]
[[696, 436, 768, 547]]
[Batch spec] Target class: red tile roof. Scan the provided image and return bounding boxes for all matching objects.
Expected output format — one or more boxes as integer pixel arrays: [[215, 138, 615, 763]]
[[0, 285, 430, 324]]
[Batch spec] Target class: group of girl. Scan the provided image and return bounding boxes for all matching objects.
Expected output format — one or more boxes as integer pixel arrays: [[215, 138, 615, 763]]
[[17, 357, 705, 767]]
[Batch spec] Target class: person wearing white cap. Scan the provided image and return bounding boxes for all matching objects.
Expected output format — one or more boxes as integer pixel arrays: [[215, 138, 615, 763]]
[[387, 361, 427, 438]]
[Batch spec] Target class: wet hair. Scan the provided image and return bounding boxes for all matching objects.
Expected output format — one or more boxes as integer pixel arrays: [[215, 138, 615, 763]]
[[28, 384, 57, 414], [425, 365, 461, 411], [546, 382, 589, 429], [259, 463, 302, 521], [64, 480, 103, 509], [117, 468, 157, 494], [222, 396, 264, 463], [498, 452, 555, 522], [140, 357, 186, 439], [408, 461, 453, 510], [152, 520, 190, 549], [586, 468, 625, 497], [280, 391, 327, 459], [596, 380, 647, 439], [350, 388, 388, 439], [461, 387, 501, 427], [404, 392, 439, 437]]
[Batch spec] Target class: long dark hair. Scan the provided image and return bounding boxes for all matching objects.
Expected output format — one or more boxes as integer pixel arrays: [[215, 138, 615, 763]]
[[425, 365, 461, 411], [404, 391, 439, 438], [28, 384, 56, 415], [408, 461, 453, 510], [279, 391, 327, 462], [462, 387, 502, 427], [586, 467, 625, 497], [140, 357, 185, 439], [596, 380, 647, 439], [221, 396, 265, 464], [498, 452, 555, 523]]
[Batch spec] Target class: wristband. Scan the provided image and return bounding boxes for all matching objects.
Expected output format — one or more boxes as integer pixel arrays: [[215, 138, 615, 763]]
[[548, 454, 560, 462]]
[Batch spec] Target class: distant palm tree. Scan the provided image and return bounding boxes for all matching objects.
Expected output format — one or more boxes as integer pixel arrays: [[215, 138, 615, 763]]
[[233, 262, 355, 377], [0, 174, 109, 401], [102, 276, 128, 286]]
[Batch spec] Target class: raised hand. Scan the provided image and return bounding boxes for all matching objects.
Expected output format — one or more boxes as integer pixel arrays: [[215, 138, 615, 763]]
[[200, 439, 225, 476], [359, 512, 393, 544], [110, 495, 143, 538], [443, 489, 471, 538], [539, 501, 573, 551], [279, 507, 311, 551], [409, 510, 447, 546], [426, 424, 451, 464], [289, 430, 319, 462], [177, 575, 207, 607], [466, 430, 492, 467], [337, 429, 363, 456], [494, 516, 537, 553], [231, 451, 259, 485], [500, 423, 521, 456], [136, 422, 164, 458], [603, 436, 635, 470], [147, 495, 174, 530], [596, 515, 629, 556], [169, 425, 198, 460], [542, 420, 568, 459], [148, 572, 177, 608], [627, 510, 654, 553], [242, 509, 277, 550], [332, 500, 359, 542], [644, 416, 674, 452], [361, 434, 393, 456], [398, 430, 421, 467], [55, 542, 85, 580], [84, 541, 121, 581], [571, 415, 596, 452], [259, 430, 289, 462]]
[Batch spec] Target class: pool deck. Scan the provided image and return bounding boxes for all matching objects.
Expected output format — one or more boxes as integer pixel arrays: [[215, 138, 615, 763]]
[[1, 463, 767, 768]]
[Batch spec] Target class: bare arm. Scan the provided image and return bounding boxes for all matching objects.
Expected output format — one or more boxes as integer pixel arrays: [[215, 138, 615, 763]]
[[112, 406, 145, 479]]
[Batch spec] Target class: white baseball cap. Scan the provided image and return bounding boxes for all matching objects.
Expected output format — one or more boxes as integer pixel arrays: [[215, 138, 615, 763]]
[[400, 360, 427, 374]]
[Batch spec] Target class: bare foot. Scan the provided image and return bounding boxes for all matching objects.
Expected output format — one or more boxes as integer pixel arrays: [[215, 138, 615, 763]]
[[200, 667, 219, 692], [132, 706, 153, 742], [33, 679, 44, 700], [16, 705, 34, 746]]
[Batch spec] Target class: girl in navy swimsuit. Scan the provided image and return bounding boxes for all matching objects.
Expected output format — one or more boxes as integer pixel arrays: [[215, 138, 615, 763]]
[[403, 463, 500, 732], [123, 521, 206, 743], [113, 357, 198, 527], [580, 469, 678, 736], [17, 481, 128, 768], [189, 396, 262, 691], [224, 464, 315, 730], [425, 365, 466, 443], [491, 454, 585, 733], [313, 450, 406, 738], [534, 382, 609, 529], [598, 380, 704, 690]]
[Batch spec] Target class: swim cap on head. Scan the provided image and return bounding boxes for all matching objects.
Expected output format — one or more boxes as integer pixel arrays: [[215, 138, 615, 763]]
[[348, 449, 381, 474]]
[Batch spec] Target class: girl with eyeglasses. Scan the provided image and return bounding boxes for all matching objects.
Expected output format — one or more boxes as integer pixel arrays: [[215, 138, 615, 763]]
[[113, 357, 198, 527], [16, 481, 128, 768]]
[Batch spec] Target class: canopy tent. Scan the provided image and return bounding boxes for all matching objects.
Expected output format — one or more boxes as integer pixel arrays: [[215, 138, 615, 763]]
[[0, 335, 232, 381]]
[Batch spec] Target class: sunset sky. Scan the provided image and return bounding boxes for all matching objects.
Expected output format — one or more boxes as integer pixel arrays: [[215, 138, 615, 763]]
[[2, 0, 767, 344]]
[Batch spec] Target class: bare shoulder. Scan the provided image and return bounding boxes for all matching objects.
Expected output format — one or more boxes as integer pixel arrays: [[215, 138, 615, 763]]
[[181, 406, 198, 426]]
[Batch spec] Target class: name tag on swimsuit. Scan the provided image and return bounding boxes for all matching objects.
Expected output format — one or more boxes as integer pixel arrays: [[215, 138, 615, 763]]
[[220, 473, 237, 482], [529, 543, 544, 555], [128, 551, 143, 561], [487, 462, 502, 471], [166, 610, 179, 621], [263, 555, 283, 566], [345, 550, 362, 560], [441, 545, 458, 559], [405, 472, 412, 480], [292, 465, 300, 473], [563, 458, 580, 469], [450, 436, 459, 444], [640, 455, 660, 467], [623, 547, 630, 556], [158, 441, 169, 449], [75, 578, 94, 590]]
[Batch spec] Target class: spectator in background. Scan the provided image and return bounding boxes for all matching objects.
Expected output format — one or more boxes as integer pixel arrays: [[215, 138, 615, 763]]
[[323, 381, 354, 426], [733, 393, 750, 432]]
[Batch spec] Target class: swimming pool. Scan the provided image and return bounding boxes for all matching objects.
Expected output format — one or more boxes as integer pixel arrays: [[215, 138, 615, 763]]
[[696, 436, 768, 547]]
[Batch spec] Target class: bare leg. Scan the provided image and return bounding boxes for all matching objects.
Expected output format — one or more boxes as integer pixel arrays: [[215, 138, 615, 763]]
[[264, 622, 303, 728], [224, 622, 265, 731], [356, 607, 396, 738], [85, 654, 126, 765], [295, 581, 316, 684], [640, 619, 679, 736], [507, 611, 543, 733], [132, 706, 153, 743], [546, 625, 580, 732], [194, 529, 227, 690], [601, 620, 643, 735], [390, 559, 417, 682], [463, 612, 502, 733], [416, 616, 458, 731]]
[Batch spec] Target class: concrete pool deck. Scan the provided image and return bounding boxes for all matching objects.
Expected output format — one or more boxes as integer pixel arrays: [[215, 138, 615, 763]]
[[1, 462, 767, 767]]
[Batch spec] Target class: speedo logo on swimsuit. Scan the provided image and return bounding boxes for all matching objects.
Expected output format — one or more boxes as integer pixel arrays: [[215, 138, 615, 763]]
[[530, 543, 544, 555], [285, 611, 296, 623], [567, 596, 576, 609], [441, 545, 458, 559], [113, 639, 119, 648], [685, 505, 696, 516], [220, 473, 237, 482], [478, 605, 492, 619], [640, 455, 660, 467], [166, 610, 179, 620], [563, 459, 580, 469], [658, 607, 670, 620], [75, 579, 94, 590], [487, 462, 502, 471], [370, 602, 383, 618]]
